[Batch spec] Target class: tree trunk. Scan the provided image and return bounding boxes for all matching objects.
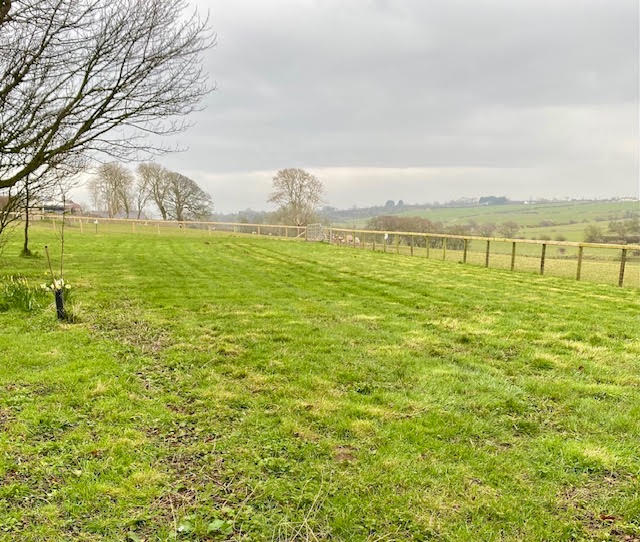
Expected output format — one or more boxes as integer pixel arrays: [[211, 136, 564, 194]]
[[22, 183, 30, 256]]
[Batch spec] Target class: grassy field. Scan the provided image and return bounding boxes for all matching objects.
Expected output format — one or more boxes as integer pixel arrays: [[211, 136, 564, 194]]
[[395, 201, 637, 226], [329, 230, 638, 288], [337, 200, 638, 242], [372, 241, 639, 288], [1, 224, 640, 541]]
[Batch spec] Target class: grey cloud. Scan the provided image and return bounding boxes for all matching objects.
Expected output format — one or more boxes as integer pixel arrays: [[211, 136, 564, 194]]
[[153, 0, 638, 210]]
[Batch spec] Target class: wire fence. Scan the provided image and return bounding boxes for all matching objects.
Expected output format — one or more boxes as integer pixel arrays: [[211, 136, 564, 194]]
[[328, 227, 639, 288], [30, 214, 640, 288]]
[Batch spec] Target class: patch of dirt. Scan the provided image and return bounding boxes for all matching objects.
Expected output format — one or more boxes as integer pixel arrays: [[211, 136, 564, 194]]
[[559, 474, 639, 540], [333, 445, 357, 463], [0, 407, 13, 429], [89, 302, 170, 356]]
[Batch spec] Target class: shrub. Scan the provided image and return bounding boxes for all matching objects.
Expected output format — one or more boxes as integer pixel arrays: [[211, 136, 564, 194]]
[[497, 221, 520, 238], [584, 225, 604, 243], [554, 234, 567, 242], [476, 223, 497, 237]]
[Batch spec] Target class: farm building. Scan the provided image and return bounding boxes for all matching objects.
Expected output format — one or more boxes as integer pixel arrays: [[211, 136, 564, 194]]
[[40, 200, 83, 214]]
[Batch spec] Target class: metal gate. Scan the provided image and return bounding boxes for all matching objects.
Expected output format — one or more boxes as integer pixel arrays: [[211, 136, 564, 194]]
[[306, 223, 326, 242]]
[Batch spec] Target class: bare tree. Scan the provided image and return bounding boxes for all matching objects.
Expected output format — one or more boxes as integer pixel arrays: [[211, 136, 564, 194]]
[[269, 168, 323, 226], [87, 177, 102, 214], [133, 172, 151, 219], [0, 0, 214, 192], [166, 171, 212, 221], [138, 163, 170, 219], [92, 163, 134, 218]]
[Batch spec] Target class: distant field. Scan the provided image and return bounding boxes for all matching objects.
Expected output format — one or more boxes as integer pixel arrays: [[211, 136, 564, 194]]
[[336, 200, 638, 242], [1, 224, 640, 540], [395, 201, 637, 226]]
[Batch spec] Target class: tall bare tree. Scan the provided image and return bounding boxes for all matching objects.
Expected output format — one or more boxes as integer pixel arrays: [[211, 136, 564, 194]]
[[138, 163, 170, 220], [166, 172, 212, 221], [92, 163, 134, 218], [0, 0, 214, 193], [133, 171, 152, 220], [269, 168, 323, 226]]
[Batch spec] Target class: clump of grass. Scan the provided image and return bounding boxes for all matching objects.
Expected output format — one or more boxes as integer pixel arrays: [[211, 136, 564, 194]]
[[20, 248, 41, 259], [0, 275, 49, 312]]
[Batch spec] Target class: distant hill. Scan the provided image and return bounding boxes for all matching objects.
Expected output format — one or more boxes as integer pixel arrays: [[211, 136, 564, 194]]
[[327, 198, 639, 243]]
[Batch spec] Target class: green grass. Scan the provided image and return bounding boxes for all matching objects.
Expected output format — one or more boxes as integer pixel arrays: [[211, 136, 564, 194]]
[[1, 224, 640, 541]]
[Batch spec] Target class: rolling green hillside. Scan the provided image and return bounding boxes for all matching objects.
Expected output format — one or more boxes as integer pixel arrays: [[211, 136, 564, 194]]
[[336, 200, 638, 242]]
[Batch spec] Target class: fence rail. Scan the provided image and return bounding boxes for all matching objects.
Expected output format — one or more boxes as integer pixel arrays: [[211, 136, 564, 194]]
[[327, 226, 639, 288], [29, 214, 640, 288]]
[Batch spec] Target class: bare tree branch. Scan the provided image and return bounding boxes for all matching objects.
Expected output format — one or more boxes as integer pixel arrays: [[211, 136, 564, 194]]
[[0, 0, 214, 191]]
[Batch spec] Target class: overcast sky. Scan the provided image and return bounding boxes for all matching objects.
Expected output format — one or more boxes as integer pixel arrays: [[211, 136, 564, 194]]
[[107, 0, 640, 212]]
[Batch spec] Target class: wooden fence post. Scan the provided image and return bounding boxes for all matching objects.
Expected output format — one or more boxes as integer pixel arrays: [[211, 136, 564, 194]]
[[362, 232, 366, 249], [576, 246, 583, 281], [410, 235, 414, 256], [540, 243, 547, 275], [618, 249, 627, 287], [79, 219, 83, 233], [510, 242, 516, 271], [372, 234, 376, 251], [426, 237, 430, 259], [485, 240, 490, 267], [442, 237, 447, 261], [463, 239, 468, 263], [383, 234, 387, 253], [395, 234, 399, 254]]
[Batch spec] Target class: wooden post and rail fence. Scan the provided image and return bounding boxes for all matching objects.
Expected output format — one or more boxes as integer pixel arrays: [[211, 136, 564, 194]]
[[30, 214, 640, 288]]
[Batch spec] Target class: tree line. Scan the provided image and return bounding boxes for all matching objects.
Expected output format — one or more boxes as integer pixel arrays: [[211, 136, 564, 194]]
[[584, 218, 640, 244], [366, 216, 522, 247], [88, 163, 213, 221]]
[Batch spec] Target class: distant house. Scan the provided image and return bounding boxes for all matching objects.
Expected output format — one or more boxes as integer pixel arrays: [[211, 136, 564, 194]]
[[40, 200, 83, 215], [66, 200, 83, 214]]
